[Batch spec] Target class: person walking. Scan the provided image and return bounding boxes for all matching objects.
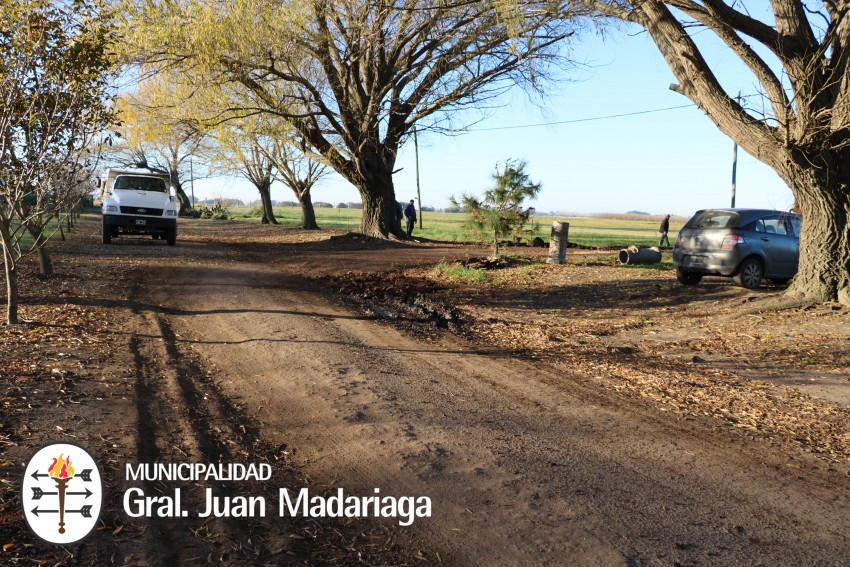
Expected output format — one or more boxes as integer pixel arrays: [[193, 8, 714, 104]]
[[659, 214, 671, 248], [404, 199, 417, 237]]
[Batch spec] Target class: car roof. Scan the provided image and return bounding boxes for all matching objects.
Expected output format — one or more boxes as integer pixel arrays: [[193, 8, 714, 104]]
[[693, 208, 799, 219]]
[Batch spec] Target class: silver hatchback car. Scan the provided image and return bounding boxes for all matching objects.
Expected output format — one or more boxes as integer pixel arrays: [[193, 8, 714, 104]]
[[673, 208, 802, 289]]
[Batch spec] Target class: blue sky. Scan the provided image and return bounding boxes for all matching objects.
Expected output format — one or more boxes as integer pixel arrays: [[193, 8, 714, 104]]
[[193, 24, 795, 217]]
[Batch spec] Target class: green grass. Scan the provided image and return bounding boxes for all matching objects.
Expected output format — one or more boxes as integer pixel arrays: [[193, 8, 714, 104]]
[[227, 206, 680, 248], [433, 260, 488, 283], [8, 217, 69, 250]]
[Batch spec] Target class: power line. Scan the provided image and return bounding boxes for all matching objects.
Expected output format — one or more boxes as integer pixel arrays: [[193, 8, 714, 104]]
[[469, 91, 774, 132], [471, 103, 696, 132]]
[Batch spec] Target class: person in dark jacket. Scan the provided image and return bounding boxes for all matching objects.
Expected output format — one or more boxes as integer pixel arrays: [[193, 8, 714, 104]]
[[659, 214, 671, 247], [404, 199, 417, 237]]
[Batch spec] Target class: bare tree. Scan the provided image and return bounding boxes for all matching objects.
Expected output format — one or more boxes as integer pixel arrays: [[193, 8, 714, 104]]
[[0, 0, 116, 325], [122, 0, 580, 238], [212, 120, 280, 224], [22, 158, 99, 277], [265, 139, 328, 230], [589, 1, 850, 305], [108, 73, 212, 214]]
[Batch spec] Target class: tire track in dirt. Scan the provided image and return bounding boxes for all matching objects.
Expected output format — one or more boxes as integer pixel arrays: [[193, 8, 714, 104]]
[[127, 334, 181, 565], [144, 262, 850, 566], [125, 284, 282, 565]]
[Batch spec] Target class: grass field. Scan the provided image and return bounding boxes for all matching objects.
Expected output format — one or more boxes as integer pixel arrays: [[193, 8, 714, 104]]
[[226, 205, 683, 248], [9, 217, 69, 251]]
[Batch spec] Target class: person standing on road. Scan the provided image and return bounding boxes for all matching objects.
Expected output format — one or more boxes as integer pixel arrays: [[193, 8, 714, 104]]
[[404, 199, 417, 238], [659, 214, 671, 248]]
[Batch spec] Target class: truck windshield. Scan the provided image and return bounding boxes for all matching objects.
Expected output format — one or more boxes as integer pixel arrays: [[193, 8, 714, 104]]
[[114, 176, 167, 192]]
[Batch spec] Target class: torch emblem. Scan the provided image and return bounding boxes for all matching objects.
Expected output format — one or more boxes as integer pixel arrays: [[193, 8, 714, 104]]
[[22, 443, 102, 545]]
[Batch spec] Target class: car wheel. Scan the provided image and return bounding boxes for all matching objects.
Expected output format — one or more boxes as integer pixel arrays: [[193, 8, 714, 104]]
[[734, 258, 763, 289], [676, 268, 702, 285], [102, 221, 111, 244], [166, 227, 177, 246]]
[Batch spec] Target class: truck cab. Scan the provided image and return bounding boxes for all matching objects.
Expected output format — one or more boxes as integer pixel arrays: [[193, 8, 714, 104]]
[[100, 169, 179, 245]]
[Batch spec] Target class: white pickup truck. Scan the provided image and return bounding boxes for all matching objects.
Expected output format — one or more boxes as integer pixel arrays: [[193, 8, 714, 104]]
[[100, 169, 179, 245]]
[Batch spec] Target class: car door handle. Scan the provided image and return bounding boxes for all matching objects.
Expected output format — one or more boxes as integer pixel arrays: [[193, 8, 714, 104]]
[[761, 237, 770, 241]]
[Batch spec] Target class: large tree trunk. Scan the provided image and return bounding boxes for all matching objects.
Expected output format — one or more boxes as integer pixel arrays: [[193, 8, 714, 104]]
[[258, 184, 278, 225], [298, 189, 319, 230], [784, 160, 850, 306], [172, 180, 193, 215], [356, 162, 404, 239]]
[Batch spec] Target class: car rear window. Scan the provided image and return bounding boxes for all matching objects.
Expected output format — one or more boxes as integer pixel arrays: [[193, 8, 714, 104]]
[[685, 211, 740, 229], [114, 176, 167, 192]]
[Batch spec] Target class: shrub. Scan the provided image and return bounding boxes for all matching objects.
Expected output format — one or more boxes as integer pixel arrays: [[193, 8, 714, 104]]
[[197, 203, 231, 220]]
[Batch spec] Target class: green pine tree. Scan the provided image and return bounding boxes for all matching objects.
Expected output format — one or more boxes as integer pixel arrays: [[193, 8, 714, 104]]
[[452, 160, 541, 256]]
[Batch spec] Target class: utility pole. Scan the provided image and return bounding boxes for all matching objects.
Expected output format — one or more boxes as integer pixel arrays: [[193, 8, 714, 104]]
[[731, 91, 741, 208], [190, 157, 195, 209], [414, 127, 422, 229]]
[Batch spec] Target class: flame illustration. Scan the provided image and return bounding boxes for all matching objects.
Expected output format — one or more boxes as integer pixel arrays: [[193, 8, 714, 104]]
[[48, 454, 75, 479]]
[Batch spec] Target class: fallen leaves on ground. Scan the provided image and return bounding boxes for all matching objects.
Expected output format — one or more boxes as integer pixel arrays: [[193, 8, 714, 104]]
[[326, 256, 850, 468]]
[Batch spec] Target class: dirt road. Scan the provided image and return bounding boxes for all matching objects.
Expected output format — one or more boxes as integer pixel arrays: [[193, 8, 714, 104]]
[[4, 218, 849, 566], [113, 229, 850, 566]]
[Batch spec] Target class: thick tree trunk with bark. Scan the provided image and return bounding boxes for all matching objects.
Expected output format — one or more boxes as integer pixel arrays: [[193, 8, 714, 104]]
[[354, 157, 405, 239], [173, 180, 192, 215], [257, 183, 278, 225], [298, 190, 319, 230], [783, 159, 850, 306]]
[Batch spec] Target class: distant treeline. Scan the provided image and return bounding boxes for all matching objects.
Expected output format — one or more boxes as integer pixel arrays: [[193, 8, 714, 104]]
[[591, 212, 689, 223], [223, 199, 683, 220]]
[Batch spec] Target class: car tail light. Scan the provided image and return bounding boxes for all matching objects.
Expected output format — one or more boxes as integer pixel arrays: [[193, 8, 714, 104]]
[[721, 234, 745, 249]]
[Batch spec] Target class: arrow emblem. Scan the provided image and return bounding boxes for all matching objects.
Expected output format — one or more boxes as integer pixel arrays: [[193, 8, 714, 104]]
[[31, 505, 93, 518], [31, 469, 92, 481], [32, 487, 93, 500]]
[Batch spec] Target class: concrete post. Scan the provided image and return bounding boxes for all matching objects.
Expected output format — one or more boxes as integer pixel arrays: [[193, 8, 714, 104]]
[[547, 221, 569, 264]]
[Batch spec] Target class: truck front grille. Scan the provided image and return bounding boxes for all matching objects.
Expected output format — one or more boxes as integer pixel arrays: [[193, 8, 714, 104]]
[[120, 206, 163, 216]]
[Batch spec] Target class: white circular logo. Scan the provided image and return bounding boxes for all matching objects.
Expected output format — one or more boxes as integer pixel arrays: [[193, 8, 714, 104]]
[[22, 443, 103, 545]]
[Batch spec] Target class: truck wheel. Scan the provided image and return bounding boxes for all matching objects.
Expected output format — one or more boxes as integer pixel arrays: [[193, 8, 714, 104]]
[[102, 221, 111, 244], [166, 227, 177, 246]]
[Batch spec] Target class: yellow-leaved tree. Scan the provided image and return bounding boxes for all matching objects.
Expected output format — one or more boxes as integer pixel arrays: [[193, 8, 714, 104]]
[[119, 0, 583, 238]]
